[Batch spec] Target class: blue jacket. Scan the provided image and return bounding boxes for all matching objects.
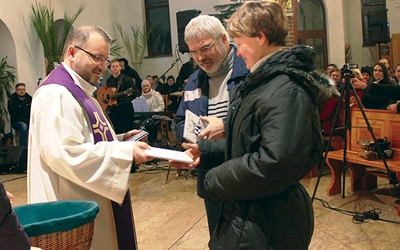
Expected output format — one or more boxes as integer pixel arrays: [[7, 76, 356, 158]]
[[175, 46, 248, 143]]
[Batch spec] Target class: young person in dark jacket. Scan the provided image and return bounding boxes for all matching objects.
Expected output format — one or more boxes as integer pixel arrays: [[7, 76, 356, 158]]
[[7, 83, 32, 147], [173, 2, 332, 249], [174, 15, 248, 236]]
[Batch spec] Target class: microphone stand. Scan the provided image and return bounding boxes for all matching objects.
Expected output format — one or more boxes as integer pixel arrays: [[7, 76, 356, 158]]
[[159, 59, 179, 84]]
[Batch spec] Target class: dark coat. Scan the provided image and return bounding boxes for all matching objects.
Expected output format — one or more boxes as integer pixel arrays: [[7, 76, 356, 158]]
[[7, 93, 32, 125], [203, 45, 332, 250], [364, 83, 400, 112], [0, 181, 30, 250]]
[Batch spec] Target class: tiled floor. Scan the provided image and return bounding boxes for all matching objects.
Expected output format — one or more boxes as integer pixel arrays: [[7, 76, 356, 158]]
[[2, 163, 400, 249]]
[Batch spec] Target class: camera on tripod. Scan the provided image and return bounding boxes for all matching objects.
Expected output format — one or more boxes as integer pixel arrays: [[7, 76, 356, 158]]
[[341, 63, 358, 78]]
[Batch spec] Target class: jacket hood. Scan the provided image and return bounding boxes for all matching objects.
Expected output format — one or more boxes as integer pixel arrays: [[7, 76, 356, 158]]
[[249, 45, 333, 107]]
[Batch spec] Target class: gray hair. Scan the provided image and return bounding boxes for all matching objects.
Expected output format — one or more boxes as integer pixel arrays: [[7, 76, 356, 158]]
[[184, 15, 229, 42]]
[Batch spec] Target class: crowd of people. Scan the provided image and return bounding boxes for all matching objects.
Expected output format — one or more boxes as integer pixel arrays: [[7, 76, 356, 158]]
[[319, 59, 400, 139], [4, 1, 400, 249]]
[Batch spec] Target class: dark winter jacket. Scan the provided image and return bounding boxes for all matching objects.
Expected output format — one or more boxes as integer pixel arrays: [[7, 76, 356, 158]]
[[363, 83, 400, 113], [7, 93, 32, 125], [203, 45, 332, 249]]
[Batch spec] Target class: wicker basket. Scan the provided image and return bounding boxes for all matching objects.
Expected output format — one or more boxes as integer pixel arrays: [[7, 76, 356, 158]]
[[14, 200, 99, 250], [29, 220, 95, 250]]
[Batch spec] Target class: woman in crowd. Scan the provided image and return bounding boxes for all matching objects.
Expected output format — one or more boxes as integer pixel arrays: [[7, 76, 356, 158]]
[[140, 79, 165, 143], [362, 62, 397, 109]]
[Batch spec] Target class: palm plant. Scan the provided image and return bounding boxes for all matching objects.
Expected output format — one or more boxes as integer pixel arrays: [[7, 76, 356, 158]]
[[30, 2, 87, 74], [0, 56, 16, 120], [115, 22, 153, 74]]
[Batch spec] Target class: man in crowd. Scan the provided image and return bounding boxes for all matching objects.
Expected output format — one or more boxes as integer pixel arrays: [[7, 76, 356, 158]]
[[174, 15, 248, 235], [8, 83, 32, 147], [106, 58, 137, 133]]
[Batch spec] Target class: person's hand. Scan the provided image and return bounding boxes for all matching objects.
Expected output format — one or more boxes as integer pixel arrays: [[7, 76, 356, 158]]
[[6, 191, 14, 205], [386, 103, 398, 113], [133, 141, 153, 164], [351, 78, 368, 89], [123, 129, 146, 141], [198, 116, 224, 140], [170, 142, 200, 168], [0, 133, 4, 138]]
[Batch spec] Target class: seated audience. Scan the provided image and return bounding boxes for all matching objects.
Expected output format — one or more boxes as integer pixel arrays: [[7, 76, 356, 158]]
[[352, 75, 400, 113], [118, 58, 142, 95], [395, 62, 400, 84], [176, 59, 197, 89], [362, 62, 396, 109], [0, 122, 13, 147], [159, 75, 180, 112], [151, 75, 160, 91], [140, 80, 165, 144], [7, 83, 31, 147], [326, 63, 339, 75], [361, 66, 372, 83]]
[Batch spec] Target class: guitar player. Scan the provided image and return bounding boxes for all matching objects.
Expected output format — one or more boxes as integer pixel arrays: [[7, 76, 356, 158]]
[[105, 58, 138, 133]]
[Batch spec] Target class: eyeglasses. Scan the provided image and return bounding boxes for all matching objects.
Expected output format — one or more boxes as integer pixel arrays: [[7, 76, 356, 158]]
[[373, 69, 383, 72], [189, 36, 221, 58], [74, 46, 110, 66]]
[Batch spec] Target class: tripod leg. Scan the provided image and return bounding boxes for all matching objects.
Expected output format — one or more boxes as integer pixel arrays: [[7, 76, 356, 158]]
[[312, 87, 346, 202]]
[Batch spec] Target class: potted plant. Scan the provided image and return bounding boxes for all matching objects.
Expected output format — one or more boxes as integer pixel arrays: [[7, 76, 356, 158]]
[[30, 2, 87, 74], [115, 22, 154, 75], [0, 56, 16, 121]]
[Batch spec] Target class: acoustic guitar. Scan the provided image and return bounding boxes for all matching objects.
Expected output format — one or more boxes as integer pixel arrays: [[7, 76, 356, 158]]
[[96, 86, 134, 111]]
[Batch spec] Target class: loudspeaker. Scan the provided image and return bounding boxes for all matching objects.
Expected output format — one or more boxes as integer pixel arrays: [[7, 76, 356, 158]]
[[0, 146, 26, 173], [176, 9, 201, 53], [367, 8, 390, 44]]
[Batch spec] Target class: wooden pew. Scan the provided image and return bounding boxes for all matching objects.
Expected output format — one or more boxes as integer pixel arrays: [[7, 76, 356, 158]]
[[326, 107, 400, 196]]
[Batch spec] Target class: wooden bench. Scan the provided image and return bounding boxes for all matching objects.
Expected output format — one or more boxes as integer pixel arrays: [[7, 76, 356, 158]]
[[326, 107, 400, 196]]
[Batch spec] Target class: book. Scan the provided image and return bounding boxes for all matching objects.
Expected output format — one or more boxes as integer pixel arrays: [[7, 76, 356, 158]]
[[144, 147, 194, 163], [131, 96, 149, 112], [183, 110, 208, 143]]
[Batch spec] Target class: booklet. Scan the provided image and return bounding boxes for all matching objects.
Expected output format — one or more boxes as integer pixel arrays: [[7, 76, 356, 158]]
[[183, 110, 208, 143], [144, 147, 194, 163]]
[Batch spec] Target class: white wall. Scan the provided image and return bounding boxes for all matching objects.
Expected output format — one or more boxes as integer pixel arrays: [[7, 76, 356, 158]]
[[1, 0, 399, 97]]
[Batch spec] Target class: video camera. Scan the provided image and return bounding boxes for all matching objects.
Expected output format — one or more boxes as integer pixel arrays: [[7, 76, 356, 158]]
[[341, 63, 358, 79]]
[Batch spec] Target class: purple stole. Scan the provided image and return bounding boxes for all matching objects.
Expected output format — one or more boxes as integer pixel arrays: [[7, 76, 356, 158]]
[[40, 65, 137, 250]]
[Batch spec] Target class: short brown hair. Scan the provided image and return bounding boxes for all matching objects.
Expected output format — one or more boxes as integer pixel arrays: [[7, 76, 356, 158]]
[[226, 1, 288, 46]]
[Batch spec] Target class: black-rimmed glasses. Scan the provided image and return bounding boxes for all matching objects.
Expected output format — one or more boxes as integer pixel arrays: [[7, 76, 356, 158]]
[[74, 46, 110, 66], [189, 36, 221, 58]]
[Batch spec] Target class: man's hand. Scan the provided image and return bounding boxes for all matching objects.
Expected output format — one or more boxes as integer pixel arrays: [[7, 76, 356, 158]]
[[170, 142, 200, 169], [198, 116, 224, 140], [133, 141, 153, 164]]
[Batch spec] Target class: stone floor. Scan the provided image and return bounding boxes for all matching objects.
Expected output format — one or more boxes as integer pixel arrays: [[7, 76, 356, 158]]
[[2, 163, 400, 249]]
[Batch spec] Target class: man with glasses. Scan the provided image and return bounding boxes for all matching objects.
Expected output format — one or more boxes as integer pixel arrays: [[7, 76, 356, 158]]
[[8, 83, 32, 147], [174, 15, 248, 235], [28, 25, 152, 250]]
